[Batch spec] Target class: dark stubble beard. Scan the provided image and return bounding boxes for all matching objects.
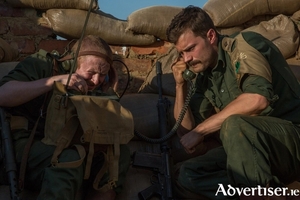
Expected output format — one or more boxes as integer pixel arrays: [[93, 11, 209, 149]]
[[207, 48, 218, 69]]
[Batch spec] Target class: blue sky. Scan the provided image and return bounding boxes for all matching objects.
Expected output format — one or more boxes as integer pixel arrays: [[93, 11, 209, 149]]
[[98, 0, 208, 20]]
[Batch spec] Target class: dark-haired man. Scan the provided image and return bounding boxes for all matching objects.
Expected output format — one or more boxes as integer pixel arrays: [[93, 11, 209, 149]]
[[167, 5, 300, 199]]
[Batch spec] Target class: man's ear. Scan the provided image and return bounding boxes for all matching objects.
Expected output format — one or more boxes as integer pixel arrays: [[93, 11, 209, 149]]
[[207, 29, 217, 44], [108, 66, 118, 91], [101, 65, 118, 92]]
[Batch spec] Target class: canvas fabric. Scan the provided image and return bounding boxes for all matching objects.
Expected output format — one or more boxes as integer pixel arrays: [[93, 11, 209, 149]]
[[42, 81, 134, 192]]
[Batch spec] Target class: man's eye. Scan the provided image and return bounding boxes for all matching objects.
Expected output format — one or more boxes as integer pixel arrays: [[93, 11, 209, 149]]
[[187, 46, 195, 52], [90, 72, 98, 76]]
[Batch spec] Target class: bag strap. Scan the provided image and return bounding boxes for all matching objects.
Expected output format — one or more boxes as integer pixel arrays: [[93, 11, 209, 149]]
[[51, 115, 86, 168], [93, 151, 110, 191], [84, 131, 95, 179], [18, 90, 50, 191], [18, 115, 40, 191], [108, 138, 120, 186], [92, 138, 120, 192]]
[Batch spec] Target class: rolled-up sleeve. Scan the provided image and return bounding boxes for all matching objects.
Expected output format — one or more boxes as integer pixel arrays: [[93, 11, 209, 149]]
[[241, 74, 278, 115]]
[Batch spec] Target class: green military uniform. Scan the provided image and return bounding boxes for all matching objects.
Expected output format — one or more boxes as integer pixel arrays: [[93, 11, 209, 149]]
[[178, 32, 300, 199], [0, 53, 130, 199]]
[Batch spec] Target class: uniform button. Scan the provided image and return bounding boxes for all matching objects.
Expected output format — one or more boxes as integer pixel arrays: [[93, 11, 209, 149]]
[[221, 89, 225, 93]]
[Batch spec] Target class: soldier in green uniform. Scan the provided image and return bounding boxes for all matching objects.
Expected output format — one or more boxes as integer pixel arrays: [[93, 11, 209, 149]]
[[166, 6, 300, 199], [0, 35, 130, 200]]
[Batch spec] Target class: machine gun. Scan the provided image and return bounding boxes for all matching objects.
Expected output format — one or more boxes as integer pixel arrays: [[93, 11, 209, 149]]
[[0, 107, 22, 200], [133, 61, 174, 200]]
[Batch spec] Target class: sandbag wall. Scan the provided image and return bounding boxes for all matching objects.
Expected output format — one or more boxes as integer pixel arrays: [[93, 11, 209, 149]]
[[2, 0, 300, 154], [2, 0, 300, 88], [1, 1, 300, 198], [133, 0, 300, 97], [0, 0, 175, 95]]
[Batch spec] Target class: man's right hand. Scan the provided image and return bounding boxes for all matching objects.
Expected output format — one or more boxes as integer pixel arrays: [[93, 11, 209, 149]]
[[55, 73, 88, 95], [180, 130, 205, 154], [171, 59, 188, 85]]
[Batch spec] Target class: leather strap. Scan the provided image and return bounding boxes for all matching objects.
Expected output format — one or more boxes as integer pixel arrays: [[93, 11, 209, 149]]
[[58, 51, 112, 66], [79, 51, 112, 66], [18, 116, 40, 191], [18, 90, 49, 191], [84, 131, 95, 179], [92, 143, 120, 192]]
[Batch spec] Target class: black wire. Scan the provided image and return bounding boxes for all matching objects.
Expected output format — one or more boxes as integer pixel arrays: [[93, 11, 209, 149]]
[[65, 0, 94, 90], [134, 80, 196, 144], [114, 58, 197, 144], [113, 59, 130, 99]]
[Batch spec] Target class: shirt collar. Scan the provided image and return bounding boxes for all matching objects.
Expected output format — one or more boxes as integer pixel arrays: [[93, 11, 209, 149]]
[[202, 35, 226, 76], [216, 35, 226, 69]]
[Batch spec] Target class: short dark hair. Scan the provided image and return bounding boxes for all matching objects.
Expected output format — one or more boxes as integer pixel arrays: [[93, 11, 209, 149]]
[[166, 5, 217, 44]]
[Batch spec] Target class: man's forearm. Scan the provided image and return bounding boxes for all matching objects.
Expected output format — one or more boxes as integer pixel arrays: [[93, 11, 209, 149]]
[[0, 79, 53, 107], [174, 83, 195, 136], [194, 93, 269, 136]]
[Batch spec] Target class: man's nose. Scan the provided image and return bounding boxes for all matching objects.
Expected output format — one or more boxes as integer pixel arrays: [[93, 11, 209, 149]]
[[91, 74, 101, 86], [182, 52, 192, 63]]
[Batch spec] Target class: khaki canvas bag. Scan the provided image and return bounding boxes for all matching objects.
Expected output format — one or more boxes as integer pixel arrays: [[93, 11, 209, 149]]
[[42, 81, 134, 191]]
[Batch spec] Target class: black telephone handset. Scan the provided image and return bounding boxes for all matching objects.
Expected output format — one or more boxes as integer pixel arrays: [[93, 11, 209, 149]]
[[182, 69, 196, 81]]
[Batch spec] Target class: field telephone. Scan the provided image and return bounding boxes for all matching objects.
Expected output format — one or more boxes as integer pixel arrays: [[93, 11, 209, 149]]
[[182, 68, 196, 81], [134, 61, 197, 144]]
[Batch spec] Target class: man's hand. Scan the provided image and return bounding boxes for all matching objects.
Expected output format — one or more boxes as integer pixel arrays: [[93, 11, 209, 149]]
[[180, 130, 205, 154], [171, 59, 187, 85], [58, 73, 88, 95]]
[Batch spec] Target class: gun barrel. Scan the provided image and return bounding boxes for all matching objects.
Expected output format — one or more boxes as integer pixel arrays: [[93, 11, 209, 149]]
[[0, 108, 21, 200], [156, 61, 163, 99], [133, 61, 174, 200], [156, 61, 174, 199]]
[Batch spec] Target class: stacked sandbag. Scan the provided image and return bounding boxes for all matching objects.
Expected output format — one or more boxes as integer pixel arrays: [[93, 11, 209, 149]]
[[203, 0, 300, 27], [120, 93, 176, 140], [138, 45, 178, 96], [291, 10, 300, 35], [242, 14, 299, 59], [203, 0, 300, 60], [38, 9, 157, 46], [217, 15, 275, 36], [286, 56, 300, 81], [286, 9, 300, 80], [126, 6, 183, 41], [6, 0, 98, 10], [7, 0, 158, 46], [138, 2, 300, 97], [0, 38, 19, 62]]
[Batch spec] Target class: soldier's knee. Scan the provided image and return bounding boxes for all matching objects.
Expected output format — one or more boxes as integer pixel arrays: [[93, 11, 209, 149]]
[[221, 114, 244, 130], [220, 114, 246, 141], [178, 161, 196, 190]]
